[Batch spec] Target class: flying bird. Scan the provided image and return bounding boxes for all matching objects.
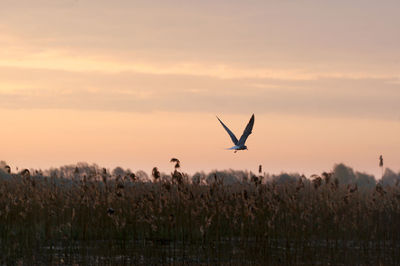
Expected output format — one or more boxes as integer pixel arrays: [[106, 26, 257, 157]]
[[216, 114, 255, 153]]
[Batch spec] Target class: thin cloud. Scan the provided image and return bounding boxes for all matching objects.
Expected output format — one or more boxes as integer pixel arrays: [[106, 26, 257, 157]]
[[0, 66, 398, 120], [1, 47, 399, 82]]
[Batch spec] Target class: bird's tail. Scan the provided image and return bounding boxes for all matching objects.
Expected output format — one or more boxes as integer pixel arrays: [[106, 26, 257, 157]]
[[227, 146, 239, 150]]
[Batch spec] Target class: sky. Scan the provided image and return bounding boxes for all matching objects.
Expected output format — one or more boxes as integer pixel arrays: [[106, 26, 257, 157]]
[[1, 0, 399, 178]]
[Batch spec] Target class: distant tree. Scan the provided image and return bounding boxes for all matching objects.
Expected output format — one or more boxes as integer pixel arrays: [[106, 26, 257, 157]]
[[0, 168, 10, 180], [380, 168, 400, 186], [135, 170, 149, 181], [273, 173, 299, 184], [192, 171, 205, 184], [205, 170, 247, 185], [112, 166, 125, 177], [333, 163, 356, 184], [355, 171, 376, 188]]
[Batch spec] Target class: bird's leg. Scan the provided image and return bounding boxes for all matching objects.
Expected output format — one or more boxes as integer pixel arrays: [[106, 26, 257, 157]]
[[234, 150, 237, 153]]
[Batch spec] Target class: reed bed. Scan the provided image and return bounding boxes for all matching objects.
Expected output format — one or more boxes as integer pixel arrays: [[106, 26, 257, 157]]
[[1, 164, 400, 265]]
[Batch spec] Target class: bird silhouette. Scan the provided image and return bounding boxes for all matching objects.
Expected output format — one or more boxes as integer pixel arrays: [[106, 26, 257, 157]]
[[216, 114, 255, 153]]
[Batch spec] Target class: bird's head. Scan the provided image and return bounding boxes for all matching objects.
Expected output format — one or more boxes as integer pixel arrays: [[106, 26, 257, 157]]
[[244, 145, 248, 150]]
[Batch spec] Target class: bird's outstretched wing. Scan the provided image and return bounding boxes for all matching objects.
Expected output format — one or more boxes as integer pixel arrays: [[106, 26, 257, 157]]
[[237, 114, 255, 146], [216, 116, 238, 145]]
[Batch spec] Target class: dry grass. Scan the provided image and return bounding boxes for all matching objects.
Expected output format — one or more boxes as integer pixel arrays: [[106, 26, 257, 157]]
[[1, 163, 400, 265]]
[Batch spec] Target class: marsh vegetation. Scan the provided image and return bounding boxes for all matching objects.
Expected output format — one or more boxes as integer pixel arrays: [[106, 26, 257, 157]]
[[1, 160, 400, 265]]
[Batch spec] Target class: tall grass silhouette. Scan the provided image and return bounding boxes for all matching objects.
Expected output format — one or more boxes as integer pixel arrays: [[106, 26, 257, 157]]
[[0, 160, 400, 264]]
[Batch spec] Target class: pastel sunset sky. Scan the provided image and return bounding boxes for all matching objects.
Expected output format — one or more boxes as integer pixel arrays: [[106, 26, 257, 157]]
[[1, 0, 399, 177]]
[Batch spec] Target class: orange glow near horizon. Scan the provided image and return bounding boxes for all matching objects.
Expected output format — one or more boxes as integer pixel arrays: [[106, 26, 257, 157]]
[[1, 109, 399, 179]]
